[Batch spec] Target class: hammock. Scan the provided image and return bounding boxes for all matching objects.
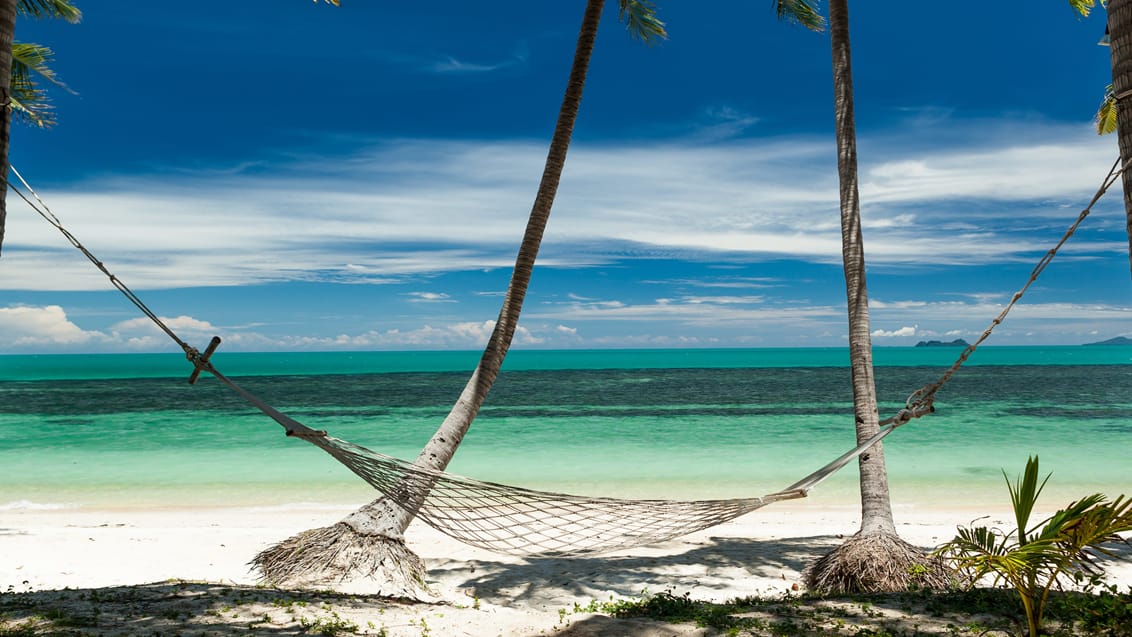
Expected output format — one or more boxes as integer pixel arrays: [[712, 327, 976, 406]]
[[183, 333, 925, 556], [9, 159, 1121, 556]]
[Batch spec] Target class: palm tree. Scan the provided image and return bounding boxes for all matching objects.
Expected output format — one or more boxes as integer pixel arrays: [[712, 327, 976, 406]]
[[253, 0, 666, 598], [1104, 0, 1132, 279], [0, 0, 81, 255], [0, 0, 16, 256], [938, 456, 1132, 637], [802, 0, 949, 593]]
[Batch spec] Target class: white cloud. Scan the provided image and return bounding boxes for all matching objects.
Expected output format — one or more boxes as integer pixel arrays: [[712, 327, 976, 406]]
[[871, 326, 918, 338], [682, 295, 764, 305], [111, 315, 219, 334], [2, 118, 1118, 294], [0, 305, 107, 347], [0, 305, 229, 352], [276, 319, 542, 350], [407, 291, 453, 302]]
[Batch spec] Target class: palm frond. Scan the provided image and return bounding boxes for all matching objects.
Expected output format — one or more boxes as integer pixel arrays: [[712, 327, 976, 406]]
[[12, 41, 72, 92], [1068, 0, 1105, 17], [9, 41, 73, 128], [1007, 456, 1050, 545], [774, 0, 825, 32], [1097, 84, 1117, 135], [1055, 495, 1132, 552], [17, 0, 81, 22], [618, 0, 667, 45], [9, 74, 54, 128]]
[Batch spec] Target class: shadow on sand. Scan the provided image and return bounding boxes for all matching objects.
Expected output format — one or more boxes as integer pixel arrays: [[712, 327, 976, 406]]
[[429, 533, 846, 605], [0, 581, 411, 636]]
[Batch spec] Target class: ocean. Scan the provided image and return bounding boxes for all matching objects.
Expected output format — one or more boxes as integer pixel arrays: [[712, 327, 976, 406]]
[[1, 347, 1131, 513]]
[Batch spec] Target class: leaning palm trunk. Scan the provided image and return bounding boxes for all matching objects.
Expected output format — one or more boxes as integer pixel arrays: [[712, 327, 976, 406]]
[[803, 0, 948, 593], [1109, 0, 1132, 278], [0, 0, 16, 255], [253, 0, 608, 598]]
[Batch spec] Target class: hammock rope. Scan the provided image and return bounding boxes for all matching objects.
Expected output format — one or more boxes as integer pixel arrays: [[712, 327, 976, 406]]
[[9, 158, 1121, 555]]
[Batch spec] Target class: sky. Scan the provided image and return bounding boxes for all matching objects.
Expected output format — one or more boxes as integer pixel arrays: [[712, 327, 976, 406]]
[[0, 1, 1128, 354]]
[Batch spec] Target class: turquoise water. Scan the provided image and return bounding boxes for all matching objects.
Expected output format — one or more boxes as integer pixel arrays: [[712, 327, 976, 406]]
[[4, 346, 1132, 381], [1, 347, 1130, 510]]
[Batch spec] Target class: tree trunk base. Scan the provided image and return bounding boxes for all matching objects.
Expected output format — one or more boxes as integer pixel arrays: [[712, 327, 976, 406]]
[[251, 522, 435, 601], [803, 531, 953, 594]]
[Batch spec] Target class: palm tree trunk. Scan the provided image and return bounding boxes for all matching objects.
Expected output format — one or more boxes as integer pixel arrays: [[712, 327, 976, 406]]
[[253, 0, 607, 595], [802, 0, 950, 594], [0, 0, 17, 256], [828, 0, 893, 537], [1108, 0, 1132, 278]]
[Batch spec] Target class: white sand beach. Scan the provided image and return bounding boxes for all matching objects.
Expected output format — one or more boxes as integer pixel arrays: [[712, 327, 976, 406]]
[[4, 502, 1131, 635]]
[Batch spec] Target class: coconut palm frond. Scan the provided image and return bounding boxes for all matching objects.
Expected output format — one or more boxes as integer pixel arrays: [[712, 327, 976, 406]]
[[1006, 455, 1051, 545], [9, 78, 55, 128], [775, 0, 825, 32], [1068, 0, 1105, 18], [17, 0, 81, 22], [1054, 495, 1132, 557], [12, 41, 72, 93], [1097, 84, 1117, 135], [9, 41, 73, 128], [618, 0, 667, 45]]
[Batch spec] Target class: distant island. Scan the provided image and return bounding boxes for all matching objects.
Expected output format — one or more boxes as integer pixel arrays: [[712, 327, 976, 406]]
[[915, 339, 971, 348], [1083, 336, 1132, 346]]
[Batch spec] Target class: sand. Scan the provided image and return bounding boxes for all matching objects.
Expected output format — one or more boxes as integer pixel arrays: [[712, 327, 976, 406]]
[[2, 502, 1131, 636]]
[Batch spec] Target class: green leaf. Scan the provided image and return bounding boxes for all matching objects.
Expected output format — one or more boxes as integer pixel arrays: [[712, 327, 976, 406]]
[[939, 454, 1132, 637], [17, 0, 81, 22], [618, 0, 667, 45], [1097, 84, 1117, 135], [775, 0, 825, 32], [9, 41, 73, 128], [1007, 455, 1050, 545]]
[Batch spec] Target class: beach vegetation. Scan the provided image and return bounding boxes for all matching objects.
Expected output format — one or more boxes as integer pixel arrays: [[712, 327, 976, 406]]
[[299, 609, 359, 636], [936, 455, 1132, 637], [577, 584, 1132, 636]]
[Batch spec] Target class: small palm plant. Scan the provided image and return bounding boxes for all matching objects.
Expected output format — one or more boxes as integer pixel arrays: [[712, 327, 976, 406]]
[[936, 456, 1132, 637]]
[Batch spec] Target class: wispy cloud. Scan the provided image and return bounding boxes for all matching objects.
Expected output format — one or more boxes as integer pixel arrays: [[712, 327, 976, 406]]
[[407, 291, 453, 303], [429, 56, 514, 73], [4, 118, 1117, 296], [427, 43, 529, 74], [3, 116, 1126, 352]]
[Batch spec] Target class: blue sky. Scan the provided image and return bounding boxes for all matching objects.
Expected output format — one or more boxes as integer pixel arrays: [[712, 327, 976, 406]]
[[0, 1, 1128, 353]]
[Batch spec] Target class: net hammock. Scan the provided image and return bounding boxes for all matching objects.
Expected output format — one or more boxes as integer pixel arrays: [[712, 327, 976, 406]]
[[170, 333, 927, 556], [9, 158, 1122, 556]]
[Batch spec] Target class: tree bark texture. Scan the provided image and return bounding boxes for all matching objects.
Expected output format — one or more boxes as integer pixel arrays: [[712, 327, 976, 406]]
[[0, 0, 16, 256], [829, 0, 895, 536], [1109, 0, 1132, 279]]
